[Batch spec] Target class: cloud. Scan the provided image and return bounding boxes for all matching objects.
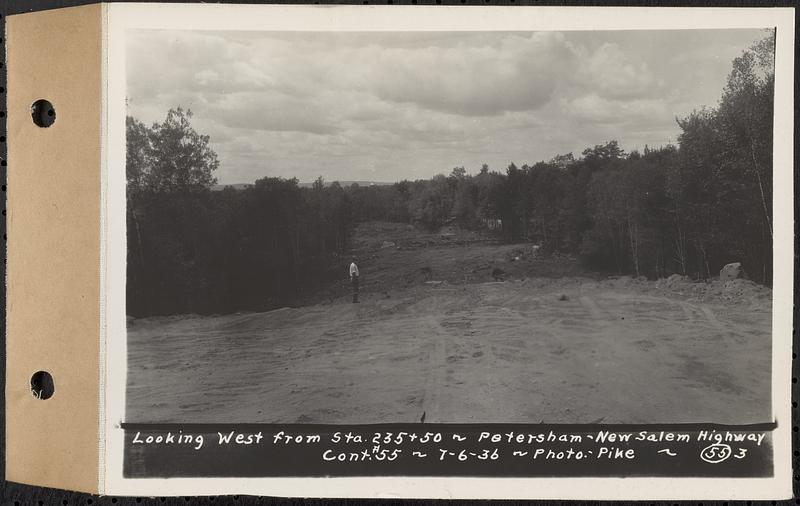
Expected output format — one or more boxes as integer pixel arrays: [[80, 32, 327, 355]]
[[579, 42, 663, 100], [126, 28, 768, 183], [207, 92, 338, 135], [363, 32, 576, 116], [559, 93, 670, 125]]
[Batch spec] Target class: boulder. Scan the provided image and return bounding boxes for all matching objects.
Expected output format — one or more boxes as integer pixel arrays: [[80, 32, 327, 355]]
[[720, 262, 743, 281], [380, 240, 396, 249], [419, 266, 433, 281]]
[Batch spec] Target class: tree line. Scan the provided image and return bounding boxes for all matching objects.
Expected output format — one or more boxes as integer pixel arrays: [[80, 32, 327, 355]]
[[127, 34, 774, 317], [127, 109, 353, 316]]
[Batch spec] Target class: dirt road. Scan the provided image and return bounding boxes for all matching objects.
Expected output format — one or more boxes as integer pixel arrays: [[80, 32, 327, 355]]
[[126, 276, 771, 424]]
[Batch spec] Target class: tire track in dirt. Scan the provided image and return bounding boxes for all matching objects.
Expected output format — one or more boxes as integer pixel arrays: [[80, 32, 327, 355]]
[[419, 316, 447, 423], [677, 300, 699, 321], [579, 295, 608, 321], [472, 283, 535, 419], [420, 284, 504, 422], [673, 299, 752, 341]]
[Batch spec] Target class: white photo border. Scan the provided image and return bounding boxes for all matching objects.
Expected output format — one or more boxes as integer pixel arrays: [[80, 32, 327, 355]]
[[102, 3, 795, 498]]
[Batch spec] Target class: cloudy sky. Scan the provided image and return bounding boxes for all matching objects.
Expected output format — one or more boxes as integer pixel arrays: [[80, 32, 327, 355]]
[[126, 28, 768, 184]]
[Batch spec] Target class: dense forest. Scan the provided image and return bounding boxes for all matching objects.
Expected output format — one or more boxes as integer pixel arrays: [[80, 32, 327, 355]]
[[127, 35, 774, 317]]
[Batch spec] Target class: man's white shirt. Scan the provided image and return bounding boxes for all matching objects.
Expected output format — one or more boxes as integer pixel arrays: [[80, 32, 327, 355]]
[[350, 262, 359, 277]]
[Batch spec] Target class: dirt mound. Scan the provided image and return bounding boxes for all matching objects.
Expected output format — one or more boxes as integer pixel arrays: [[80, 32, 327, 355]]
[[604, 275, 649, 289], [660, 273, 689, 286], [707, 278, 772, 308], [651, 274, 771, 310]]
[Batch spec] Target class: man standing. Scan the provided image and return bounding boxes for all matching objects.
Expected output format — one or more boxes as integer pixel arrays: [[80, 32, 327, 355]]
[[349, 258, 360, 303]]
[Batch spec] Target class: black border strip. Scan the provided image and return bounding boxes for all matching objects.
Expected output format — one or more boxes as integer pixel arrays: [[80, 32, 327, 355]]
[[120, 422, 778, 478]]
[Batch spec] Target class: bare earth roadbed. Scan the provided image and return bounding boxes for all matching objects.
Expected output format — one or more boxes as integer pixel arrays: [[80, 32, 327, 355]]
[[127, 277, 771, 424]]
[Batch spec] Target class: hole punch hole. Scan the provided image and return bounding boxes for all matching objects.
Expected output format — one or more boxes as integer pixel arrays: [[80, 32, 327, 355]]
[[31, 370, 55, 399], [31, 99, 56, 128]]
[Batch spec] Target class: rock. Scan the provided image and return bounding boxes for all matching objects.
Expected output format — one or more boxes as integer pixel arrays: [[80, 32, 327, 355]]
[[720, 262, 743, 281], [492, 268, 506, 281], [380, 241, 396, 249], [557, 293, 569, 301], [420, 266, 433, 280]]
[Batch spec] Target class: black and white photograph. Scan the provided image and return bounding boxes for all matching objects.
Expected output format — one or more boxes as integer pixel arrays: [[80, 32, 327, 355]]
[[123, 26, 778, 428]]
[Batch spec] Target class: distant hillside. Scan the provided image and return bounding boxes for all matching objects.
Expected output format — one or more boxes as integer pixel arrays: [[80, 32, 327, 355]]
[[213, 181, 393, 191], [212, 183, 253, 191], [298, 180, 394, 188]]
